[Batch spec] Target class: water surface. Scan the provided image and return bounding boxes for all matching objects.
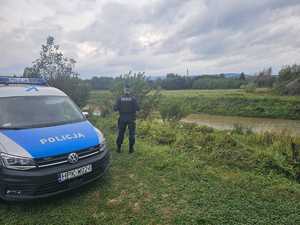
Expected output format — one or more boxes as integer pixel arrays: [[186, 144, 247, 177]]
[[182, 114, 300, 136]]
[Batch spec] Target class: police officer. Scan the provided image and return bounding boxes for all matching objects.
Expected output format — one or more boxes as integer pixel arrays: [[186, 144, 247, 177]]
[[113, 86, 139, 153]]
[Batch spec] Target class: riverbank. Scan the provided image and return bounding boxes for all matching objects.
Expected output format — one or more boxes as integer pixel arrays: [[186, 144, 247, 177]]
[[182, 113, 300, 136], [90, 90, 300, 120], [161, 89, 300, 120]]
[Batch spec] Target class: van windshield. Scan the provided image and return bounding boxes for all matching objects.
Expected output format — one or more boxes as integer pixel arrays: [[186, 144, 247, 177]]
[[0, 96, 85, 129]]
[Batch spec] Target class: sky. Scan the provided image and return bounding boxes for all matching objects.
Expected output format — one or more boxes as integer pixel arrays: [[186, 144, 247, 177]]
[[0, 0, 300, 78]]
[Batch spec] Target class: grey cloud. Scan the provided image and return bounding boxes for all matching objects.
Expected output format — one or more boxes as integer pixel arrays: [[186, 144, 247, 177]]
[[0, 0, 300, 77], [71, 2, 143, 55], [157, 0, 300, 61]]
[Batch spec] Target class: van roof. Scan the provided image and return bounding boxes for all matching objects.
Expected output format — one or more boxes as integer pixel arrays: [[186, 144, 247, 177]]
[[0, 85, 67, 97]]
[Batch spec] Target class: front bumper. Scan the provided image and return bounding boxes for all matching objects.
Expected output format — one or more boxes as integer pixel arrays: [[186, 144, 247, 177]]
[[0, 149, 110, 201]]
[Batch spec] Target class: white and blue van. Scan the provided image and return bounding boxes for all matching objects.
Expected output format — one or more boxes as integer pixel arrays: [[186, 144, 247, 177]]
[[0, 77, 110, 201]]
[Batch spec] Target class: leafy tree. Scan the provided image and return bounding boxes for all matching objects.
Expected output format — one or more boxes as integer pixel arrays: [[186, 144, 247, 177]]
[[23, 36, 89, 107], [111, 72, 161, 119], [23, 67, 39, 78], [239, 72, 246, 81], [279, 64, 300, 82], [285, 79, 300, 95], [159, 100, 190, 121], [255, 67, 275, 87], [276, 64, 300, 95]]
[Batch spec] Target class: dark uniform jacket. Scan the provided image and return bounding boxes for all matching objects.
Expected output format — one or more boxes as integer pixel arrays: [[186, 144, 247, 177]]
[[113, 95, 140, 121]]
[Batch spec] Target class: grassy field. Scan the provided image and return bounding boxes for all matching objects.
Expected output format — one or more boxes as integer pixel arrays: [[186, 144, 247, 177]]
[[160, 89, 300, 120], [91, 88, 299, 101], [1, 116, 299, 225], [1, 89, 299, 225], [89, 89, 300, 120], [160, 89, 299, 100]]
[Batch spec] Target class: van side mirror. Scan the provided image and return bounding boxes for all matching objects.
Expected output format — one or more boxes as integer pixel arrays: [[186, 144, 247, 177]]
[[82, 111, 89, 118]]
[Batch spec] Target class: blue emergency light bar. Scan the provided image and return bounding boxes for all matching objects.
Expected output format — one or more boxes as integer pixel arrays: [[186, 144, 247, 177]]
[[0, 77, 48, 86]]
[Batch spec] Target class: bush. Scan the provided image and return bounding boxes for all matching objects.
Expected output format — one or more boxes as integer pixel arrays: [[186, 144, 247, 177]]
[[284, 78, 300, 95], [257, 150, 296, 179], [180, 123, 214, 134], [210, 146, 255, 170], [159, 100, 190, 121], [138, 120, 177, 145], [232, 124, 253, 135], [275, 64, 300, 95], [279, 64, 300, 82], [241, 83, 256, 93]]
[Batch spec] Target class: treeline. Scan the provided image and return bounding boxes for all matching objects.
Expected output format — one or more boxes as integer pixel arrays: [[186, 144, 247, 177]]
[[159, 74, 247, 90], [88, 73, 248, 90], [89, 65, 299, 95], [89, 77, 115, 90]]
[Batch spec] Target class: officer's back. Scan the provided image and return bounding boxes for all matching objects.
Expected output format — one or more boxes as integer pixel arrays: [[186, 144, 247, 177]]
[[114, 93, 139, 121]]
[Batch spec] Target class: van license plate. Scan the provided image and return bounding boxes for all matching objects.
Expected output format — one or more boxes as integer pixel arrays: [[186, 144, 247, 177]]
[[58, 164, 92, 183]]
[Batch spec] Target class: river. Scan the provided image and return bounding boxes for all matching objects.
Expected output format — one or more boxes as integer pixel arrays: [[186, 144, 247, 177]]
[[182, 114, 300, 136]]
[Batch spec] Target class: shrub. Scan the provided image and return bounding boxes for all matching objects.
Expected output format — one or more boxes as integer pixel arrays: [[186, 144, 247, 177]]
[[275, 64, 300, 95], [284, 78, 300, 95], [138, 120, 177, 145], [232, 124, 253, 135], [241, 83, 256, 93], [180, 123, 214, 134], [159, 100, 190, 121], [279, 64, 300, 83], [257, 150, 296, 179], [209, 147, 255, 170]]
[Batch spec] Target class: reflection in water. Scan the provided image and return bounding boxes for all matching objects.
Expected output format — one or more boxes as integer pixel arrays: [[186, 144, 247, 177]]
[[182, 114, 300, 136]]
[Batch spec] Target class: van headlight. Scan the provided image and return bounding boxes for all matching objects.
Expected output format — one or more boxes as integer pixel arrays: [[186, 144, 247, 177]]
[[0, 153, 36, 170], [99, 142, 106, 152], [94, 128, 106, 144]]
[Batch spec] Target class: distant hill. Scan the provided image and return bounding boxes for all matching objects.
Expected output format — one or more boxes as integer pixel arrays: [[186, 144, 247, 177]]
[[148, 75, 165, 80], [223, 73, 242, 78], [148, 73, 255, 80]]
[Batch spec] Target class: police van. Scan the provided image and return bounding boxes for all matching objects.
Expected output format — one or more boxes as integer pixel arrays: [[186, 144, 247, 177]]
[[0, 77, 110, 201]]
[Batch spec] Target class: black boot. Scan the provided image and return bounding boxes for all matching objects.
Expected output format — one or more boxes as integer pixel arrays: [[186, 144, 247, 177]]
[[117, 145, 121, 153], [129, 145, 134, 154]]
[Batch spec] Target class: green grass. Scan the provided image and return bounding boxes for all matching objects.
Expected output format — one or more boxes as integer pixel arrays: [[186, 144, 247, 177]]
[[160, 88, 299, 101], [1, 89, 298, 225], [89, 89, 300, 120], [1, 117, 299, 225], [160, 89, 300, 120]]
